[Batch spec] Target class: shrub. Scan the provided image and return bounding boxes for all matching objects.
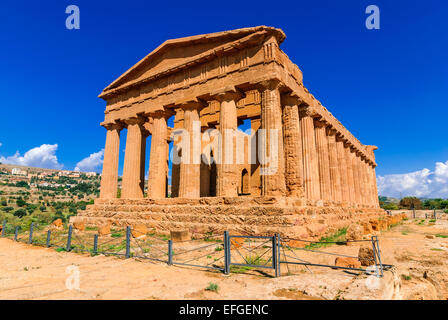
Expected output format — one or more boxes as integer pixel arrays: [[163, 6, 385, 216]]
[[2, 206, 14, 213], [16, 197, 26, 207], [205, 282, 219, 292], [13, 209, 27, 218]]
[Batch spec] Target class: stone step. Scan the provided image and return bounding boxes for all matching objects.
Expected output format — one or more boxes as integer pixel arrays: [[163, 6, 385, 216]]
[[70, 216, 303, 238]]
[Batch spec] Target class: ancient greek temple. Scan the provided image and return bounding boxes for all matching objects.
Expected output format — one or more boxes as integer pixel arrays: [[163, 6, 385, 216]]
[[73, 26, 384, 238]]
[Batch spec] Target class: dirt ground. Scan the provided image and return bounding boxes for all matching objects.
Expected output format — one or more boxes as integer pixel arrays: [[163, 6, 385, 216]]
[[1, 217, 447, 300]]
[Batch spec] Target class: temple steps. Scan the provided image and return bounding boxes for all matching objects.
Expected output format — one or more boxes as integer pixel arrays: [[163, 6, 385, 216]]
[[70, 198, 385, 238]]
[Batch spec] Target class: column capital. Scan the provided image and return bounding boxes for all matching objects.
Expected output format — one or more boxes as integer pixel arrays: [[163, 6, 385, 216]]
[[298, 105, 319, 118], [280, 92, 301, 106], [123, 116, 146, 126], [313, 119, 328, 129], [147, 109, 174, 120], [254, 78, 282, 91], [101, 122, 123, 131], [210, 86, 245, 102], [326, 127, 338, 136], [176, 98, 207, 111]]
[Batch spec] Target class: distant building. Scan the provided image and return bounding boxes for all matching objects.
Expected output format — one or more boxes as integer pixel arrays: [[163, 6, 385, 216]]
[[12, 168, 27, 176], [85, 172, 98, 177]]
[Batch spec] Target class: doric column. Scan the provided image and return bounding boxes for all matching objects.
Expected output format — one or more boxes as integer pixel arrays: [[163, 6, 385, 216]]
[[344, 144, 356, 205], [213, 88, 244, 197], [336, 137, 349, 204], [327, 128, 342, 203], [99, 123, 122, 199], [364, 160, 374, 207], [250, 118, 262, 196], [299, 106, 321, 201], [281, 94, 304, 197], [259, 80, 286, 196], [358, 156, 368, 206], [178, 101, 202, 198], [122, 117, 146, 199], [370, 164, 379, 207], [351, 150, 361, 206], [314, 120, 332, 201], [147, 111, 170, 199]]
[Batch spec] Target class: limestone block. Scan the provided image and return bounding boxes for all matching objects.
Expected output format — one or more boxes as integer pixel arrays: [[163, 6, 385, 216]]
[[51, 219, 63, 230], [358, 246, 375, 266], [98, 223, 111, 236], [131, 224, 147, 239], [170, 230, 191, 242], [335, 257, 361, 269], [73, 221, 85, 231], [346, 223, 363, 242]]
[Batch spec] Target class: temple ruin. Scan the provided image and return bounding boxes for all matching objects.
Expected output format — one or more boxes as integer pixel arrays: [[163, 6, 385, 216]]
[[72, 26, 384, 238]]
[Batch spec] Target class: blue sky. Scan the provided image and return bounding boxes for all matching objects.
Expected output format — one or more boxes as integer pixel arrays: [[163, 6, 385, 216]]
[[0, 0, 447, 197]]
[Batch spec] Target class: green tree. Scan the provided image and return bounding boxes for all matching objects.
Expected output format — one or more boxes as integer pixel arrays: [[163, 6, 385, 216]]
[[382, 203, 399, 210], [2, 206, 14, 213], [13, 209, 27, 218], [399, 197, 422, 209], [16, 197, 26, 207]]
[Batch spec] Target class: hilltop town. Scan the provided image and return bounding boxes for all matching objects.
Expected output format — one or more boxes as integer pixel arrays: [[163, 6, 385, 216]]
[[0, 164, 101, 229]]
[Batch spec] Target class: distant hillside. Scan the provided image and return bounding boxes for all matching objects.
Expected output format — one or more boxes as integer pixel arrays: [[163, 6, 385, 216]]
[[0, 163, 62, 174], [379, 196, 400, 204]]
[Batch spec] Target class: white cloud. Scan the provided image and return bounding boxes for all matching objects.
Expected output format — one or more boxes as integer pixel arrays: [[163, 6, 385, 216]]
[[0, 144, 63, 170], [378, 160, 448, 198], [74, 149, 104, 173]]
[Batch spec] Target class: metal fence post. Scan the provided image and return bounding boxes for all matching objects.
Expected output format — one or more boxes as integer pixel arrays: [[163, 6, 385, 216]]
[[272, 235, 278, 277], [14, 226, 19, 241], [46, 230, 51, 247], [168, 240, 173, 265], [413, 208, 416, 219], [224, 231, 230, 275], [1, 220, 6, 237], [371, 236, 379, 277], [28, 223, 34, 244], [66, 225, 73, 251], [125, 226, 131, 259], [93, 234, 98, 254], [374, 236, 384, 277], [277, 233, 281, 277]]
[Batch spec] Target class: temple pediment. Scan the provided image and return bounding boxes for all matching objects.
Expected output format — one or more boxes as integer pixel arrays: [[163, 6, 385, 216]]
[[99, 26, 285, 99]]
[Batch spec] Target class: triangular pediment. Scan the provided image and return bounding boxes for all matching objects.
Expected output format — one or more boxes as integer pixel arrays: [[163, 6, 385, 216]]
[[99, 26, 285, 98]]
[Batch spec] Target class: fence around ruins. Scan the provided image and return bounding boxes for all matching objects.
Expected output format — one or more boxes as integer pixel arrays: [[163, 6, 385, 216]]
[[0, 219, 388, 278]]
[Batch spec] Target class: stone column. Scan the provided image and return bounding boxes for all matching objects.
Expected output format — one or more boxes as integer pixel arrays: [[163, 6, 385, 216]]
[[370, 164, 379, 207], [299, 106, 321, 201], [281, 94, 304, 197], [122, 117, 146, 199], [147, 111, 170, 199], [344, 144, 356, 205], [358, 156, 368, 206], [99, 123, 122, 199], [336, 137, 349, 204], [327, 129, 342, 203], [178, 102, 202, 198], [314, 120, 332, 201], [250, 118, 261, 196], [214, 89, 243, 197], [351, 150, 361, 206], [364, 160, 373, 207], [259, 80, 286, 196]]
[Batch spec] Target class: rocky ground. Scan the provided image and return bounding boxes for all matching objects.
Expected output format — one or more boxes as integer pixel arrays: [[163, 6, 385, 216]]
[[0, 217, 447, 300]]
